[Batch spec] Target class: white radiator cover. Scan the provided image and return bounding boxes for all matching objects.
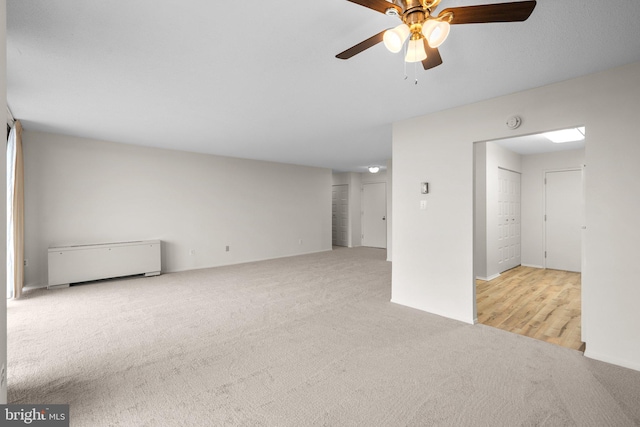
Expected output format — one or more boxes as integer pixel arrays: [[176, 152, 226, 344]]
[[48, 240, 161, 288]]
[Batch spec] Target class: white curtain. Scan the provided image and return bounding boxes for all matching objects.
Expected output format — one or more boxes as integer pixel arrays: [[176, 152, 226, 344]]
[[7, 121, 24, 299]]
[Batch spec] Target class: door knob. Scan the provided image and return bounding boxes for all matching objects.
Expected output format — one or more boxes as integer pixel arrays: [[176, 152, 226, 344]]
[[382, 216, 386, 220]]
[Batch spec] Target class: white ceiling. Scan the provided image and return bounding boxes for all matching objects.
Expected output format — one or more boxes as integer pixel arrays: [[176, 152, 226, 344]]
[[7, 1, 640, 172]]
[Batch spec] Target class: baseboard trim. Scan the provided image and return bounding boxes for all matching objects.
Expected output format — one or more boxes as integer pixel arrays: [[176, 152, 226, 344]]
[[476, 273, 500, 281], [24, 284, 48, 291], [165, 248, 333, 275], [390, 298, 475, 325], [521, 264, 544, 269], [584, 349, 640, 372]]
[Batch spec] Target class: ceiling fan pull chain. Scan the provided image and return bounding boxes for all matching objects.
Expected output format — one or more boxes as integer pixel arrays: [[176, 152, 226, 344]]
[[414, 61, 419, 85], [403, 43, 408, 80]]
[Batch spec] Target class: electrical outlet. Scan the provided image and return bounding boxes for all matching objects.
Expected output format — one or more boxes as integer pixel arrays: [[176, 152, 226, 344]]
[[298, 239, 303, 245], [23, 259, 28, 267], [225, 246, 230, 252], [189, 249, 196, 255]]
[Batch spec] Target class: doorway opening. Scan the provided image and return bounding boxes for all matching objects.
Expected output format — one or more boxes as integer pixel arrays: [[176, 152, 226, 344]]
[[474, 126, 585, 351]]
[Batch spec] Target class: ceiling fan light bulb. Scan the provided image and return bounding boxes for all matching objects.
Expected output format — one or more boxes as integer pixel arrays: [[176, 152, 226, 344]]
[[422, 20, 450, 48], [405, 38, 427, 63], [383, 24, 410, 53]]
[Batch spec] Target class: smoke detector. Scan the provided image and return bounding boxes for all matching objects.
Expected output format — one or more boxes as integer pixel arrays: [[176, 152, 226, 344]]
[[506, 116, 522, 129]]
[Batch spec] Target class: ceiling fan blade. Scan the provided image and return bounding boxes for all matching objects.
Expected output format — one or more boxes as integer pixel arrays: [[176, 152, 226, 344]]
[[422, 39, 443, 70], [439, 1, 536, 25], [336, 30, 387, 60], [346, 0, 402, 15]]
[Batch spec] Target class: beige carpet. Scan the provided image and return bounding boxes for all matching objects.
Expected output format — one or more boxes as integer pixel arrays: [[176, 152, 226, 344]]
[[8, 247, 640, 426]]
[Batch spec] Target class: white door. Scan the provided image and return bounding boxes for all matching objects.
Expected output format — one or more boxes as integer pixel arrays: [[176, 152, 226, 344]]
[[332, 185, 349, 247], [497, 168, 521, 272], [362, 182, 387, 248], [545, 170, 582, 272]]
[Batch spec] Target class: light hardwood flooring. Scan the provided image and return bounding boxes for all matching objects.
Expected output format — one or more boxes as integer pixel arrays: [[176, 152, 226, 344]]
[[476, 266, 583, 351]]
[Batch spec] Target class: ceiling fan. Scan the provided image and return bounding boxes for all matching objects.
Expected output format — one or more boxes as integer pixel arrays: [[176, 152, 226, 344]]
[[336, 0, 537, 70]]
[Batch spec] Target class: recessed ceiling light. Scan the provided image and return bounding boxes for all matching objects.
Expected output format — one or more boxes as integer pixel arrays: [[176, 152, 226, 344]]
[[543, 127, 585, 143]]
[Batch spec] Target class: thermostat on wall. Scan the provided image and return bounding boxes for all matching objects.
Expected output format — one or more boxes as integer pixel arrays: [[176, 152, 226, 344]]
[[506, 115, 522, 129]]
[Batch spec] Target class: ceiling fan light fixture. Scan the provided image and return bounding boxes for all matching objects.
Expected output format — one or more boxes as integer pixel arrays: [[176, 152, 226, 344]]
[[368, 166, 381, 174], [383, 24, 410, 53], [422, 20, 450, 48], [405, 37, 427, 62]]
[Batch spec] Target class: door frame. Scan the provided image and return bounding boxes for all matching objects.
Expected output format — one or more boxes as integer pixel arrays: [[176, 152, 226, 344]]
[[543, 167, 583, 271], [361, 182, 387, 249]]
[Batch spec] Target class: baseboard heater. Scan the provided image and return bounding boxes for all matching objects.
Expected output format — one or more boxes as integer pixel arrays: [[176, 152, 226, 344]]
[[48, 240, 161, 289]]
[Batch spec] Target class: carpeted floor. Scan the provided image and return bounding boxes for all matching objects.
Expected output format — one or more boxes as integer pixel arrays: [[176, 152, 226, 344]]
[[7, 247, 640, 426]]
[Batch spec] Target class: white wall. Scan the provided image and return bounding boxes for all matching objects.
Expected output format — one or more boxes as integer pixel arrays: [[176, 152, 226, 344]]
[[521, 149, 585, 268], [23, 131, 332, 287], [0, 0, 7, 404], [392, 61, 640, 371]]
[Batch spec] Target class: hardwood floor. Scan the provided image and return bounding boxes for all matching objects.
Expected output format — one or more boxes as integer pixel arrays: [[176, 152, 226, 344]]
[[476, 266, 583, 351]]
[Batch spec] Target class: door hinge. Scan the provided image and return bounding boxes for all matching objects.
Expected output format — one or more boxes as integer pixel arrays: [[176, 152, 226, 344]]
[[544, 178, 547, 185], [361, 234, 364, 239], [544, 251, 547, 258], [544, 214, 547, 221]]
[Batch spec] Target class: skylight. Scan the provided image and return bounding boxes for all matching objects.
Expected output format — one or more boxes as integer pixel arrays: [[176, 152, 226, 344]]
[[543, 127, 586, 143]]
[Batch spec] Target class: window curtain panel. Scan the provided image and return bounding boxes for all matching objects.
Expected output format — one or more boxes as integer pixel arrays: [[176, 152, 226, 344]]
[[7, 120, 24, 299]]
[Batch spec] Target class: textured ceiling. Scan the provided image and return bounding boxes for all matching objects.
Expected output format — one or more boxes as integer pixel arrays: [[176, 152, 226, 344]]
[[7, 1, 640, 172]]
